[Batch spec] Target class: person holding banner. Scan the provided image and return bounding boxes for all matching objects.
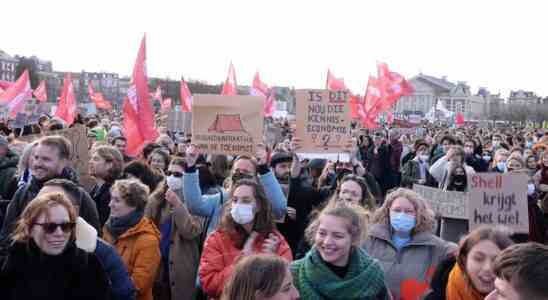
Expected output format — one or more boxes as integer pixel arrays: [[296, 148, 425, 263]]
[[182, 145, 287, 235], [364, 188, 456, 300]]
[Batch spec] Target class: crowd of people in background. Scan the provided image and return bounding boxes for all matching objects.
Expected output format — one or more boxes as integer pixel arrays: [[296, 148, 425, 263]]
[[0, 112, 548, 300]]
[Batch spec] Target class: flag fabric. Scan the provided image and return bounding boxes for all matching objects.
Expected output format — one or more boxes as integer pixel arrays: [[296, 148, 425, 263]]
[[348, 95, 363, 119], [56, 73, 77, 125], [455, 112, 465, 127], [221, 62, 237, 95], [326, 69, 347, 91], [33, 80, 48, 102], [180, 79, 192, 112], [161, 98, 172, 113], [0, 80, 12, 91], [88, 81, 112, 110], [0, 70, 33, 118], [386, 111, 394, 124], [153, 86, 162, 102], [250, 72, 276, 117], [123, 34, 158, 156]]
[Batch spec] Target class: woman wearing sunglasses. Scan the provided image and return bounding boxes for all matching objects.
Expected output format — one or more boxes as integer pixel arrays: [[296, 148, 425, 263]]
[[104, 179, 161, 300], [0, 192, 110, 299]]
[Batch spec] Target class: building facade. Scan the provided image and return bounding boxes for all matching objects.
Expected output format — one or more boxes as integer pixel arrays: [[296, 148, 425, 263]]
[[507, 90, 539, 105], [0, 49, 17, 82]]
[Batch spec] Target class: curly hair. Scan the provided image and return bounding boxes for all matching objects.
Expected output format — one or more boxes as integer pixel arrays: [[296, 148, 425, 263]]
[[111, 179, 150, 211], [370, 188, 435, 234]]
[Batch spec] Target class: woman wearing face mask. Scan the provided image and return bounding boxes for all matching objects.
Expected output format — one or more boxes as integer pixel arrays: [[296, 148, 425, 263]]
[[401, 141, 437, 188], [103, 179, 161, 300], [0, 192, 110, 299], [430, 146, 475, 189], [145, 157, 205, 300], [292, 202, 390, 300], [199, 179, 292, 299], [221, 254, 300, 300], [488, 148, 510, 173], [444, 227, 514, 300], [364, 188, 457, 300]]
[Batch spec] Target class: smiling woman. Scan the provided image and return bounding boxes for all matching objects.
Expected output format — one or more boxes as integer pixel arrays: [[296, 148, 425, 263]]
[[0, 192, 110, 300]]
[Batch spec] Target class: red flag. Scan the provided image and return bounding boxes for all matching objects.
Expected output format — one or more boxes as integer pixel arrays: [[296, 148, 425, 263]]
[[250, 72, 276, 117], [348, 95, 363, 119], [455, 112, 465, 127], [180, 79, 192, 112], [123, 97, 145, 157], [386, 111, 395, 124], [124, 34, 158, 154], [0, 80, 12, 91], [152, 86, 162, 102], [161, 98, 172, 113], [366, 63, 414, 120], [56, 73, 77, 125], [33, 80, 48, 102], [88, 81, 112, 110], [221, 62, 237, 95], [0, 70, 33, 118], [326, 69, 347, 91]]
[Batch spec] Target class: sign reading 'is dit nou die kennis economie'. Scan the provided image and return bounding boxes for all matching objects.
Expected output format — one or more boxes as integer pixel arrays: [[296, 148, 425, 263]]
[[468, 173, 529, 233]]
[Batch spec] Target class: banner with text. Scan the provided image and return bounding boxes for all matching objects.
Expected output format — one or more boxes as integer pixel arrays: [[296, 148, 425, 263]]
[[469, 173, 529, 233], [413, 184, 468, 220], [192, 95, 263, 156], [295, 89, 351, 154]]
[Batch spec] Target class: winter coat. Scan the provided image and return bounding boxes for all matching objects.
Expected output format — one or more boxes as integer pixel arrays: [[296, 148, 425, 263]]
[[183, 166, 287, 235], [0, 149, 18, 200], [428, 156, 475, 190], [145, 190, 204, 300], [103, 217, 161, 300], [401, 159, 438, 188], [0, 240, 110, 300], [0, 168, 100, 256], [199, 229, 292, 298], [363, 223, 457, 300], [90, 181, 114, 227]]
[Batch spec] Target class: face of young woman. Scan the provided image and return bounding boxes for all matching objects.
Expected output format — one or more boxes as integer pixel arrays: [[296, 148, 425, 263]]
[[261, 268, 300, 300], [30, 205, 72, 255], [339, 180, 363, 206], [149, 153, 167, 172], [466, 240, 501, 294], [108, 189, 136, 218], [314, 215, 353, 267]]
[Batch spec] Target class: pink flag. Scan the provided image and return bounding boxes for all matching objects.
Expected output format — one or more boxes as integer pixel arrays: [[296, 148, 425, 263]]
[[250, 72, 276, 117], [56, 73, 77, 125], [180, 79, 192, 112], [326, 69, 347, 91], [0, 80, 12, 91], [33, 80, 48, 102], [221, 62, 237, 95], [123, 97, 144, 157], [124, 34, 158, 156], [0, 70, 33, 118], [88, 81, 112, 110]]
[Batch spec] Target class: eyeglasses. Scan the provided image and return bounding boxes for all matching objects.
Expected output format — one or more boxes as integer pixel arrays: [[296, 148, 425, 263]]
[[166, 171, 183, 178], [34, 222, 76, 234]]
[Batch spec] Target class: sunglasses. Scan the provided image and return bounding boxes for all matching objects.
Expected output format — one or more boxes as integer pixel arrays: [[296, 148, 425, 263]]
[[166, 171, 183, 178], [34, 222, 76, 234]]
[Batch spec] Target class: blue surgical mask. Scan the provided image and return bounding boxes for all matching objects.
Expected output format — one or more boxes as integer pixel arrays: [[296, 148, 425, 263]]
[[483, 155, 491, 162], [526, 141, 533, 149], [497, 161, 507, 172], [390, 212, 416, 233]]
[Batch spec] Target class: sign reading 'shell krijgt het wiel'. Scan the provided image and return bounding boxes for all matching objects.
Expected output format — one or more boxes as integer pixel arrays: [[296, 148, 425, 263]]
[[296, 89, 351, 153]]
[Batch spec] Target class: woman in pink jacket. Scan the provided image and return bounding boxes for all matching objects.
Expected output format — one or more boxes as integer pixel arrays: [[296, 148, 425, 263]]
[[199, 179, 292, 299]]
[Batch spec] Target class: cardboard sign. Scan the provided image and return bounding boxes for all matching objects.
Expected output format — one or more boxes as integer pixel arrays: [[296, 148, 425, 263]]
[[295, 89, 351, 154], [469, 173, 529, 233], [413, 184, 468, 220], [18, 125, 90, 176], [167, 111, 192, 133], [192, 95, 263, 156]]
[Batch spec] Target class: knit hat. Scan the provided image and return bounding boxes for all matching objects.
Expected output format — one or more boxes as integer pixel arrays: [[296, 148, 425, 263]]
[[307, 158, 327, 171], [270, 152, 293, 168]]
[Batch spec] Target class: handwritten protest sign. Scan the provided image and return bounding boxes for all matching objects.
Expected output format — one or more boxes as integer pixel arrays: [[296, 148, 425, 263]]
[[18, 125, 90, 176], [295, 89, 351, 154], [167, 111, 192, 133], [413, 184, 468, 220], [192, 95, 263, 156], [469, 173, 529, 233]]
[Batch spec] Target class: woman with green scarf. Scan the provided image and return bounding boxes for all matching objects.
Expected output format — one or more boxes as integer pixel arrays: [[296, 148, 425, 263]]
[[291, 202, 390, 300]]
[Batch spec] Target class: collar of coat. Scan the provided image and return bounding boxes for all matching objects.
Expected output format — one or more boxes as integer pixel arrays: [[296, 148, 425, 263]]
[[367, 223, 437, 247]]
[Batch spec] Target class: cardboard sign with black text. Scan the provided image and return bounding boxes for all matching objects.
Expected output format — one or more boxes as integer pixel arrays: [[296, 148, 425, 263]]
[[192, 95, 263, 156], [469, 173, 529, 233], [295, 89, 351, 154], [413, 184, 468, 220]]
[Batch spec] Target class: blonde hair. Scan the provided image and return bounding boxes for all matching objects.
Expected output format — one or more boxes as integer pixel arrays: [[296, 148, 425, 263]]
[[111, 179, 150, 211], [371, 188, 435, 234], [12, 192, 77, 242]]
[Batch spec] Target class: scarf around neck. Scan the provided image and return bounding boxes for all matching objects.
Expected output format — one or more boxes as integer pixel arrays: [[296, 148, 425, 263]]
[[292, 247, 388, 300], [106, 209, 144, 240]]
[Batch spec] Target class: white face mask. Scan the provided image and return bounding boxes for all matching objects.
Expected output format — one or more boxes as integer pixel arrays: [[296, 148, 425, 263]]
[[230, 203, 255, 225], [528, 183, 535, 195], [166, 175, 183, 191]]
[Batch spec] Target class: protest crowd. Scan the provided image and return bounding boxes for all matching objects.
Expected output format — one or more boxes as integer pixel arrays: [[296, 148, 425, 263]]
[[1, 38, 548, 300]]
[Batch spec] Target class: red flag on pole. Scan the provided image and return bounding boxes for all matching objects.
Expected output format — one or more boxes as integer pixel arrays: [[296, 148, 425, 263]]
[[180, 79, 192, 112], [123, 34, 158, 156], [221, 62, 237, 95], [250, 72, 276, 117], [0, 80, 12, 91], [326, 69, 347, 91], [123, 97, 145, 156], [56, 73, 77, 125], [88, 81, 112, 110], [0, 70, 33, 118], [33, 80, 48, 102]]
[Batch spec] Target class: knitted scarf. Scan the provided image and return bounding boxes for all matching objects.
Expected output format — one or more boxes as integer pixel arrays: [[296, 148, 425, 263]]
[[105, 209, 144, 240], [291, 247, 388, 300]]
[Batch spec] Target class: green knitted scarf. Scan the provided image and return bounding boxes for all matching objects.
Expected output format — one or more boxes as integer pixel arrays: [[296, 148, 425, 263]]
[[291, 247, 388, 300]]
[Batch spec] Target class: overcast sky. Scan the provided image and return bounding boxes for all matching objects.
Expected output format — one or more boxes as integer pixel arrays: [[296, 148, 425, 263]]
[[3, 0, 547, 97]]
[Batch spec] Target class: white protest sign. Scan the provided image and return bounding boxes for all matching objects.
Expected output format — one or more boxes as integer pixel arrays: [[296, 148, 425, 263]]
[[413, 184, 468, 220]]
